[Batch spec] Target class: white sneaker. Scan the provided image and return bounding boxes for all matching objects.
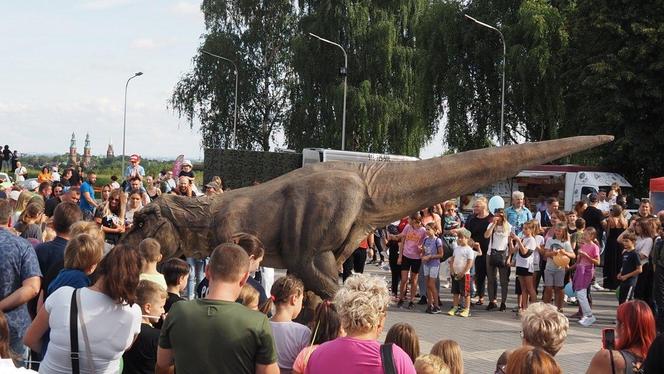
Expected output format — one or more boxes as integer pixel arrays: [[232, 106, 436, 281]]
[[564, 295, 569, 303], [579, 315, 597, 327], [442, 282, 450, 289], [591, 282, 605, 291], [569, 296, 577, 304]]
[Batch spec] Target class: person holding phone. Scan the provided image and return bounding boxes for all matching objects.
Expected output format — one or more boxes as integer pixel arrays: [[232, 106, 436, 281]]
[[586, 300, 656, 374]]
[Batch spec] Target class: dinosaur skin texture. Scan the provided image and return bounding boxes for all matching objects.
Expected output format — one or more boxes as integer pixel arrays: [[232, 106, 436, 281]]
[[120, 135, 613, 298]]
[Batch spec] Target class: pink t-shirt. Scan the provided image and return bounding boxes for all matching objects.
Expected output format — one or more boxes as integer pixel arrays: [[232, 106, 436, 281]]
[[401, 225, 426, 259], [577, 242, 600, 267], [305, 337, 416, 374]]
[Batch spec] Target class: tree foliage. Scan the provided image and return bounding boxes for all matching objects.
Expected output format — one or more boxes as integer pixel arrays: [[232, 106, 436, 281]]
[[171, 0, 296, 151]]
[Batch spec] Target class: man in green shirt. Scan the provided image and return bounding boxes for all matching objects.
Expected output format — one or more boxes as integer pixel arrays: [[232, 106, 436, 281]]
[[156, 243, 278, 374]]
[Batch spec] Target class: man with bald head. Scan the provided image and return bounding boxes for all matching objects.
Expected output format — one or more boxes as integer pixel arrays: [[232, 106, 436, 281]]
[[173, 176, 194, 197]]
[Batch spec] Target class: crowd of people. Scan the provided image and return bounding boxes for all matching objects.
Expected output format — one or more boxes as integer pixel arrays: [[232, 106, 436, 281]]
[[1, 149, 664, 373]]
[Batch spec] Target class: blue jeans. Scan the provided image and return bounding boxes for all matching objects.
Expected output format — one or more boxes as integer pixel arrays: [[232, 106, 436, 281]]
[[186, 257, 207, 299]]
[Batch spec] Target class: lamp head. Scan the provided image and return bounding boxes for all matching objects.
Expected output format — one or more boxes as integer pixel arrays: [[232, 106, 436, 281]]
[[135, 72, 143, 77]]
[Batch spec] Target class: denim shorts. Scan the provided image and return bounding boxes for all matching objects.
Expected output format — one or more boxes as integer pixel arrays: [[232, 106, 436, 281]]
[[421, 263, 440, 278], [544, 269, 565, 287]]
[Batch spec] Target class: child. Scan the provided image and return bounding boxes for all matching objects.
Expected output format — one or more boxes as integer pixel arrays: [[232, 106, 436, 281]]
[[388, 213, 427, 309], [617, 231, 642, 304], [161, 258, 189, 313], [237, 283, 260, 311], [442, 200, 463, 288], [267, 275, 311, 373], [574, 227, 600, 326], [509, 221, 538, 314], [414, 354, 448, 374], [122, 280, 167, 374], [292, 301, 343, 374], [448, 228, 475, 317], [385, 322, 420, 363], [430, 339, 463, 374], [532, 220, 545, 297], [139, 238, 167, 290], [422, 222, 444, 314], [566, 211, 579, 249], [47, 233, 104, 296], [542, 223, 575, 312]]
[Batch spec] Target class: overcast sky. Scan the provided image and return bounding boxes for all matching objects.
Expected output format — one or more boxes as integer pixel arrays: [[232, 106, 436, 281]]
[[1, 0, 445, 160]]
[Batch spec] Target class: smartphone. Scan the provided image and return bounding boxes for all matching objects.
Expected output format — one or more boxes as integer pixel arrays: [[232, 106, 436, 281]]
[[602, 328, 615, 350]]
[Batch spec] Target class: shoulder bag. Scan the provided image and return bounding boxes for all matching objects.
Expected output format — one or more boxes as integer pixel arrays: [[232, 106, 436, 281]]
[[380, 343, 397, 374]]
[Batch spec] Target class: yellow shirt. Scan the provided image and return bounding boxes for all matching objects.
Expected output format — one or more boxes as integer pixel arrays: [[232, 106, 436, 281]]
[[140, 273, 167, 290]]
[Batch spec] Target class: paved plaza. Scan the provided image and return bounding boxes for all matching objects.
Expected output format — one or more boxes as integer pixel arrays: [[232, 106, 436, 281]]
[[364, 265, 616, 373]]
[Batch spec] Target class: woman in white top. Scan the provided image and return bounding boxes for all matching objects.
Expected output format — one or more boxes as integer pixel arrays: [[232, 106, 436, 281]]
[[24, 245, 143, 374], [484, 208, 512, 311]]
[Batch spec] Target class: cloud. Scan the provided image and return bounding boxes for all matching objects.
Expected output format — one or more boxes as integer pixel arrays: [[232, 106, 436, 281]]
[[131, 38, 157, 50], [80, 0, 132, 10], [168, 1, 201, 16]]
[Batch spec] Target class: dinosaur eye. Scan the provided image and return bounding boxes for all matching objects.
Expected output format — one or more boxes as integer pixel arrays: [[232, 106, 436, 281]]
[[138, 222, 144, 228]]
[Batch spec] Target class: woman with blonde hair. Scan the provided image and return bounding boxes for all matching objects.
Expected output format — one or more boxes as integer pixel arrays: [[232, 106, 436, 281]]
[[430, 340, 463, 374], [506, 346, 561, 374], [305, 274, 416, 373], [484, 207, 512, 311]]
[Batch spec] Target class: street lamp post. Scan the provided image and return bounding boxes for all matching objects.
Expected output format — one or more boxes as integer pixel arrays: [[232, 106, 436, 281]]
[[308, 32, 347, 151], [122, 72, 143, 178], [202, 50, 238, 149], [465, 14, 506, 146]]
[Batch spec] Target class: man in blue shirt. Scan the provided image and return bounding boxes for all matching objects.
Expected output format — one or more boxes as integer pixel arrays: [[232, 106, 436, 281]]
[[0, 199, 41, 355], [79, 171, 98, 220], [505, 191, 533, 236], [35, 202, 82, 276], [125, 154, 145, 182]]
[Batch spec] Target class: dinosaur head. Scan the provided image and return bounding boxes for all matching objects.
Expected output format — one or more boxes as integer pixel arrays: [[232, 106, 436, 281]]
[[120, 203, 181, 259]]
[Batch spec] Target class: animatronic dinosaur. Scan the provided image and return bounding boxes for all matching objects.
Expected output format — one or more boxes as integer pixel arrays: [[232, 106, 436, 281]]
[[121, 135, 613, 297]]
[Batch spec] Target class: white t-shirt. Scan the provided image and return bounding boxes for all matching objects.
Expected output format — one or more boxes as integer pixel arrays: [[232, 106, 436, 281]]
[[40, 286, 142, 374], [452, 245, 475, 274], [597, 200, 611, 213], [14, 166, 26, 182], [515, 236, 537, 272], [270, 321, 311, 370], [533, 235, 545, 271], [636, 236, 654, 265], [488, 222, 512, 254]]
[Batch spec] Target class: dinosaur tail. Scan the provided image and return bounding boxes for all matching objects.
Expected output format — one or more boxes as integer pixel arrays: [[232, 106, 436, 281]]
[[362, 135, 614, 224]]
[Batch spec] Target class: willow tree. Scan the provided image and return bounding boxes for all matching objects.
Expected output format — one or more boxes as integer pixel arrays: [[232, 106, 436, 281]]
[[417, 0, 567, 151], [170, 0, 296, 151], [287, 0, 430, 155]]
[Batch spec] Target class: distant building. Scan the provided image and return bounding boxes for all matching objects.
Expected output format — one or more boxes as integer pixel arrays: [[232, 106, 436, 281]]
[[68, 132, 78, 166], [106, 140, 115, 159], [82, 133, 92, 168]]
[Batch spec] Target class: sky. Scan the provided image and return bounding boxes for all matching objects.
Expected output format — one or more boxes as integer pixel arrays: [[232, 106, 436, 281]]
[[0, 0, 445, 160]]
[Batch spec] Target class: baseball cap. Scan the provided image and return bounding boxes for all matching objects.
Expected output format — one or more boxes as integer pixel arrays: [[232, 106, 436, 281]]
[[205, 181, 219, 189], [129, 154, 140, 162], [9, 190, 20, 201], [182, 160, 193, 167], [26, 180, 39, 191], [588, 192, 599, 202], [457, 228, 472, 239]]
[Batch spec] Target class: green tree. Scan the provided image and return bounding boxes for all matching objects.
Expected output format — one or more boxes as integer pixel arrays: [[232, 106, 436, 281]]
[[287, 0, 430, 155], [562, 0, 664, 194], [170, 0, 296, 151]]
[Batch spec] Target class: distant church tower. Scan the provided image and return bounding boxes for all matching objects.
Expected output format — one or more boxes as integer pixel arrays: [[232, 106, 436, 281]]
[[82, 133, 92, 168], [106, 139, 115, 159], [68, 132, 78, 166]]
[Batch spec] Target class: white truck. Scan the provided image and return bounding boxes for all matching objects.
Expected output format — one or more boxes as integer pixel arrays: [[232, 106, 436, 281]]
[[302, 148, 419, 165], [474, 165, 636, 212]]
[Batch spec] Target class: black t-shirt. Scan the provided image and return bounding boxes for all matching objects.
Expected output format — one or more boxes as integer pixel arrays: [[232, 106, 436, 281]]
[[165, 292, 185, 313], [2, 148, 10, 161], [179, 170, 195, 178], [44, 197, 61, 217], [122, 323, 160, 374], [620, 250, 640, 276], [583, 206, 605, 236], [196, 277, 209, 299], [465, 213, 494, 254]]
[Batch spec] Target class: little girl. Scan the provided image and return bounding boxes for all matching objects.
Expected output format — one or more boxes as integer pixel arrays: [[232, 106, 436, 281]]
[[421, 223, 444, 314], [509, 221, 538, 313], [574, 228, 600, 326], [268, 275, 311, 372]]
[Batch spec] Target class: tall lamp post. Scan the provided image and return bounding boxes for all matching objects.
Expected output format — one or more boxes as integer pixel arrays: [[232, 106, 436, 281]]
[[122, 72, 143, 178], [202, 50, 238, 149], [465, 14, 506, 146], [308, 32, 347, 151]]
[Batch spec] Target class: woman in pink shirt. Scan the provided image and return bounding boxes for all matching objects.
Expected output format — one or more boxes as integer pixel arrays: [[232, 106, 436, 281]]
[[305, 274, 416, 374]]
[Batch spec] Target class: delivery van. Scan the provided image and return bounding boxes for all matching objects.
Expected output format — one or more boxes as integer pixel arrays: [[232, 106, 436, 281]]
[[302, 148, 419, 165], [474, 165, 636, 212]]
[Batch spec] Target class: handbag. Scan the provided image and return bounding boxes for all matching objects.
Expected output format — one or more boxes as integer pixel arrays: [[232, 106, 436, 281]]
[[489, 231, 508, 267], [70, 289, 96, 374]]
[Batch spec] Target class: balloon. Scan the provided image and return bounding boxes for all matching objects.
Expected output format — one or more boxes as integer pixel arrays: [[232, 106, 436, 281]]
[[488, 195, 505, 214], [564, 282, 575, 298], [553, 252, 571, 268]]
